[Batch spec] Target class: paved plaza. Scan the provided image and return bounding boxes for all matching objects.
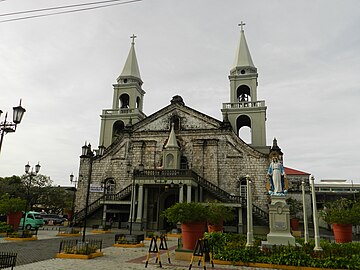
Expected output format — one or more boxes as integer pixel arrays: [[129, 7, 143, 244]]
[[2, 226, 358, 270], [0, 227, 274, 270]]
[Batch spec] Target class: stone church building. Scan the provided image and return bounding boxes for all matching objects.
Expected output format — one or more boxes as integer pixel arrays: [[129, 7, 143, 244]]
[[74, 27, 309, 232]]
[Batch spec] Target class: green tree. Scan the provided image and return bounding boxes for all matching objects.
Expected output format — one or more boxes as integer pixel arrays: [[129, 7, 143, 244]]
[[0, 194, 26, 214], [19, 173, 53, 211], [0, 176, 22, 198]]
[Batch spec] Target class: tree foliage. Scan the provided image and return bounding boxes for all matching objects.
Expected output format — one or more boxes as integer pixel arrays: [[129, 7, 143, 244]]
[[0, 174, 73, 215]]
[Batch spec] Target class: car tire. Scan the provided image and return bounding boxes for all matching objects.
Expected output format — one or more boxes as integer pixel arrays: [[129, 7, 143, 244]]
[[25, 224, 32, 230]]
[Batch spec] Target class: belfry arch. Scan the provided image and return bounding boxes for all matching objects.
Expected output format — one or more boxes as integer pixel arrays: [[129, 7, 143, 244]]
[[237, 85, 251, 102], [120, 94, 130, 108], [112, 120, 125, 141], [236, 115, 252, 143]]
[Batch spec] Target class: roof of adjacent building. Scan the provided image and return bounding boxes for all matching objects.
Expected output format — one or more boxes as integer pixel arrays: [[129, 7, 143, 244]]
[[284, 166, 310, 175]]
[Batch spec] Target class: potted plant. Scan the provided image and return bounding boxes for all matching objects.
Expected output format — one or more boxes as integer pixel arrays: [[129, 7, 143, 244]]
[[162, 202, 208, 250], [286, 198, 302, 231], [206, 202, 234, 232], [321, 198, 360, 243]]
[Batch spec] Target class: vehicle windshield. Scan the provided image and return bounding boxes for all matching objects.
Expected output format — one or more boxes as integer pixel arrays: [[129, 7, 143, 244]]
[[34, 214, 43, 219]]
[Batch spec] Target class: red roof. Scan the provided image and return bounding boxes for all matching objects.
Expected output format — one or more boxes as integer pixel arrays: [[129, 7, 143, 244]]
[[284, 166, 310, 175]]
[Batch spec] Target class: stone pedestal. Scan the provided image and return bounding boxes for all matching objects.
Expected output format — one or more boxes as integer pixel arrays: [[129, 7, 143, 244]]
[[263, 196, 295, 246]]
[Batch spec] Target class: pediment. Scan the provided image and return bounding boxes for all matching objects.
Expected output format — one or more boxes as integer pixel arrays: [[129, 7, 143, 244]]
[[132, 103, 222, 132]]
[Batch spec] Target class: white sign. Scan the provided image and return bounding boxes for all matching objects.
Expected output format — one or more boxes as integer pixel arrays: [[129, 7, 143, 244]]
[[90, 185, 104, 193]]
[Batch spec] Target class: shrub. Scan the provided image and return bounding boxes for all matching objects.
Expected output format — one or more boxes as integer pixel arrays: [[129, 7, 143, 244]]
[[161, 202, 208, 224]]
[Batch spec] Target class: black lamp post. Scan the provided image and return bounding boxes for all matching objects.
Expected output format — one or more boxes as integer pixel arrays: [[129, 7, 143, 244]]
[[69, 173, 78, 226], [127, 163, 144, 235], [22, 162, 40, 235], [0, 100, 26, 154], [81, 143, 94, 242]]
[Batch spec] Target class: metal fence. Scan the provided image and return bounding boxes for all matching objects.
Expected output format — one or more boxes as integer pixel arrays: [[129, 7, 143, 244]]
[[59, 239, 102, 255], [0, 252, 17, 270]]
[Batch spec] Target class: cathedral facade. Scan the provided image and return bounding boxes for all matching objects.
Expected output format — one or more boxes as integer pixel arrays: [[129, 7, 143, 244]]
[[74, 27, 277, 232]]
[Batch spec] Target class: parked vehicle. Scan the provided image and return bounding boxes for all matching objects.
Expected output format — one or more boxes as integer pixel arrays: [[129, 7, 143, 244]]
[[40, 214, 67, 225], [19, 211, 45, 230]]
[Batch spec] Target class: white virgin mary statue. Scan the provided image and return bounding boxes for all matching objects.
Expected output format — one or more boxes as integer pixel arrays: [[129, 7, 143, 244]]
[[267, 156, 286, 195]]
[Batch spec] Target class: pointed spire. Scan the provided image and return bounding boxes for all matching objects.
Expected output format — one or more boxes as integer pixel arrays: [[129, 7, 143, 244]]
[[271, 137, 283, 156], [118, 34, 141, 82], [232, 22, 255, 69], [165, 123, 179, 149]]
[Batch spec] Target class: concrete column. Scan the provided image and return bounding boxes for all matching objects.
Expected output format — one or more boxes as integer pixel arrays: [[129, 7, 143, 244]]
[[194, 187, 199, 202], [187, 184, 192, 203], [238, 207, 243, 234], [246, 175, 254, 247], [311, 176, 322, 251], [302, 180, 309, 243], [136, 184, 144, 222], [143, 187, 148, 224], [102, 204, 107, 227], [128, 185, 136, 223], [179, 185, 184, 202]]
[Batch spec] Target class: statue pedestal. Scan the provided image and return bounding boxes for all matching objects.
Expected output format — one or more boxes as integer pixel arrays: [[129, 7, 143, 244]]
[[263, 196, 295, 246]]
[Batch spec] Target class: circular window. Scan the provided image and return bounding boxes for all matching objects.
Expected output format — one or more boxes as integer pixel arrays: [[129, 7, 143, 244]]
[[124, 79, 128, 83], [240, 69, 245, 74]]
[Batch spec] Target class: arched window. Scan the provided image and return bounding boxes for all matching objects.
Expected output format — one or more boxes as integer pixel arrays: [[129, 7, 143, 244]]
[[240, 179, 247, 198], [104, 179, 115, 194], [237, 85, 251, 102], [170, 115, 180, 131], [236, 115, 251, 144], [136, 96, 141, 109], [112, 120, 125, 141], [119, 94, 130, 109], [180, 156, 189, 170]]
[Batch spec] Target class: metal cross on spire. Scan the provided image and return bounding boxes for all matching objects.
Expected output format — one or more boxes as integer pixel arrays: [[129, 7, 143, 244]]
[[238, 21, 246, 31], [130, 34, 137, 45]]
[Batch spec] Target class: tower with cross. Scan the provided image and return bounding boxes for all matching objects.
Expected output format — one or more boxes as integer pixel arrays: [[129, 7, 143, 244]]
[[99, 34, 146, 148], [221, 23, 268, 154]]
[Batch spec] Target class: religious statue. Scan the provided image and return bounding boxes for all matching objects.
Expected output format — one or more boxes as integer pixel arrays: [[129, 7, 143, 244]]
[[267, 156, 287, 196]]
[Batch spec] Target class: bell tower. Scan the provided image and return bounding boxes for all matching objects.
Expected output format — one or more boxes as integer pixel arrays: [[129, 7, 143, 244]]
[[221, 23, 268, 154], [99, 35, 146, 148]]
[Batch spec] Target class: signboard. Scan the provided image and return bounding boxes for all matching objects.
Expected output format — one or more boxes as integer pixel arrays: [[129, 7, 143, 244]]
[[90, 185, 104, 193]]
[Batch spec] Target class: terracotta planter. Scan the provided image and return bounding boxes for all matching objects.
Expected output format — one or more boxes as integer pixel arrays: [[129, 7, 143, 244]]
[[7, 212, 22, 230], [290, 218, 299, 231], [207, 222, 223, 232], [181, 222, 206, 250], [332, 223, 352, 243]]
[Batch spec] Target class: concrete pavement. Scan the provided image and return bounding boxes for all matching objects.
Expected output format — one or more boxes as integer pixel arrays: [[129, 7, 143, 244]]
[[0, 227, 271, 270]]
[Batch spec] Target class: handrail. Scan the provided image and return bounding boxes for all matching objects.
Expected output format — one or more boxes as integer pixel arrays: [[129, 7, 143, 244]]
[[136, 169, 242, 204], [73, 184, 132, 222]]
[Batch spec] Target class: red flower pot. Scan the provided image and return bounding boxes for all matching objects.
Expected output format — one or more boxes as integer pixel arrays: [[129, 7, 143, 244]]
[[181, 222, 206, 250], [332, 223, 352, 243], [7, 212, 22, 230], [290, 218, 299, 231], [207, 224, 223, 232]]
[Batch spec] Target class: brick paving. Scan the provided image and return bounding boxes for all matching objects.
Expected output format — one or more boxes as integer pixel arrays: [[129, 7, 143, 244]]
[[1, 226, 358, 270], [0, 227, 274, 270], [0, 227, 116, 266]]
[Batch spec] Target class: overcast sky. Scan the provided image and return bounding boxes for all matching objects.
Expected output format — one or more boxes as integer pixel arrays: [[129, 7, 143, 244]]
[[0, 0, 359, 186]]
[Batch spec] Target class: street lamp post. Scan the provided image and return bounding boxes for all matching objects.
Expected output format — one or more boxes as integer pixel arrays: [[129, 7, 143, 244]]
[[127, 163, 144, 235], [127, 163, 135, 235], [81, 143, 94, 242], [79, 142, 105, 241], [22, 162, 40, 235], [69, 173, 78, 226], [0, 100, 26, 154]]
